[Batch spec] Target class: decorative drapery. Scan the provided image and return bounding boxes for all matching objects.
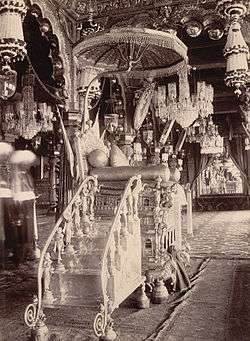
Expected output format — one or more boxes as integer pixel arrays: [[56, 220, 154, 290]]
[[189, 144, 215, 189], [191, 155, 215, 189], [228, 137, 250, 194]]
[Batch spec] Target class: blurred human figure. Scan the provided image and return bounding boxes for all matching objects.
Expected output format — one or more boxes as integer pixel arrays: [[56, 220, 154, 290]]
[[0, 142, 14, 264], [9, 150, 38, 265]]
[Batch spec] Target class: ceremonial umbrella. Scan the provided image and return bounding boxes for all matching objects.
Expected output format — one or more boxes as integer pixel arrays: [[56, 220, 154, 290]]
[[73, 27, 189, 131], [74, 27, 188, 76]]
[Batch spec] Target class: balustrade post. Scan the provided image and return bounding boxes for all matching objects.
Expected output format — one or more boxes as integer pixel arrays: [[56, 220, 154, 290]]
[[53, 227, 66, 272], [186, 183, 193, 236], [49, 156, 58, 212], [33, 197, 41, 259], [63, 209, 75, 256], [42, 252, 55, 305]]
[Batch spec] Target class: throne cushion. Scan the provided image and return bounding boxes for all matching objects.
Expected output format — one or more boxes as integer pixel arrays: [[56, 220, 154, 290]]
[[90, 164, 170, 182]]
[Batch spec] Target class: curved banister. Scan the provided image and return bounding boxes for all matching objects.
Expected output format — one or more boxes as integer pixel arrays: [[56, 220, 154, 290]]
[[24, 175, 98, 327], [96, 175, 142, 335]]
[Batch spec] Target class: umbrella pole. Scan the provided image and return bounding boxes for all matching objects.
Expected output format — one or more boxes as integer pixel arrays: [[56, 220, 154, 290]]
[[81, 74, 102, 134], [80, 69, 131, 134]]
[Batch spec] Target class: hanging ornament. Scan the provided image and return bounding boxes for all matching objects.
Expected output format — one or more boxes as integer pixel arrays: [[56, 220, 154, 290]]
[[185, 20, 203, 37], [16, 68, 42, 139], [187, 116, 224, 154], [224, 21, 249, 95], [203, 15, 225, 41], [0, 0, 26, 99], [0, 0, 26, 64], [217, 0, 249, 96], [0, 64, 17, 100]]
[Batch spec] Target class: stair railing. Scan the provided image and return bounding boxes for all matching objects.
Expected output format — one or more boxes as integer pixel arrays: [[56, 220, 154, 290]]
[[24, 175, 99, 332], [93, 175, 144, 338]]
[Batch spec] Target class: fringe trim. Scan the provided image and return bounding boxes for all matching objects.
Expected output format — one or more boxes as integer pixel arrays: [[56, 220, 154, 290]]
[[13, 191, 35, 201]]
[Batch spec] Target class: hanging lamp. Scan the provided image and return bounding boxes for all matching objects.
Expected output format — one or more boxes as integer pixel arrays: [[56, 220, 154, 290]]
[[0, 0, 27, 99], [217, 0, 249, 95]]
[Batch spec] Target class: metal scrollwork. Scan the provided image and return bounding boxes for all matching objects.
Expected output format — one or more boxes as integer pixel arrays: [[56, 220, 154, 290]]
[[93, 305, 107, 337], [24, 296, 38, 328], [24, 176, 99, 336]]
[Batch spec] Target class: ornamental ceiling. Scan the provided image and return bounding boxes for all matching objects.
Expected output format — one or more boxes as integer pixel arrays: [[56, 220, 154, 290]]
[[51, 0, 221, 18], [49, 0, 250, 45]]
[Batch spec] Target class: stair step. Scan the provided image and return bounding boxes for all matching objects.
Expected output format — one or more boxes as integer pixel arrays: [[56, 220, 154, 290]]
[[48, 271, 102, 307]]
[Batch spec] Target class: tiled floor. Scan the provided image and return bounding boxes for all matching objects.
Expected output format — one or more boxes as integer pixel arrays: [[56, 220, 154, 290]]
[[185, 210, 250, 259], [157, 210, 250, 341]]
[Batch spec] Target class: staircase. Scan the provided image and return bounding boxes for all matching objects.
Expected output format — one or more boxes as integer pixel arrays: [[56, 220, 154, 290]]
[[24, 175, 144, 340]]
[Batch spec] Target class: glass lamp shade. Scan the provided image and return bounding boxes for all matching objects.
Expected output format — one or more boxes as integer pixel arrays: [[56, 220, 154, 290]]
[[0, 65, 17, 99], [0, 0, 27, 64], [208, 27, 224, 40], [203, 15, 225, 41], [185, 21, 203, 37]]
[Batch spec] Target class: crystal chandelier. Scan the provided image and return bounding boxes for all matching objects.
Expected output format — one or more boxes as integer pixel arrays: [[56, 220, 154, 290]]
[[216, 0, 249, 96], [0, 0, 27, 99], [187, 115, 224, 154], [154, 75, 214, 128], [16, 69, 42, 140]]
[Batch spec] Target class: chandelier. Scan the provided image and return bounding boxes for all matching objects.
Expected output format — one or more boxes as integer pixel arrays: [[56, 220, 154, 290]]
[[16, 69, 42, 139], [0, 0, 27, 100], [154, 74, 214, 128], [187, 115, 224, 155], [1, 68, 55, 140], [216, 0, 249, 95]]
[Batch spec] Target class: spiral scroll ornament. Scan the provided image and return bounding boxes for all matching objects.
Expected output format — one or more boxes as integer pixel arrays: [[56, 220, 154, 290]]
[[93, 308, 106, 337], [24, 302, 38, 328]]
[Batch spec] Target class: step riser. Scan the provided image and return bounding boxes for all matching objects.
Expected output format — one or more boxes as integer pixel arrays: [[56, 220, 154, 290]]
[[46, 272, 102, 307]]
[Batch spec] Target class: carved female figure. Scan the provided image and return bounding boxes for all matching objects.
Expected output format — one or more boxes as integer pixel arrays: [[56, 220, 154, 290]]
[[43, 252, 53, 292], [53, 227, 64, 262], [88, 177, 98, 219], [63, 210, 73, 246], [132, 177, 144, 217]]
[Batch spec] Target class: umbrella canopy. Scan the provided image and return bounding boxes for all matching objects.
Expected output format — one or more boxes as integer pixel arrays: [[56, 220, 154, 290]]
[[74, 27, 188, 75]]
